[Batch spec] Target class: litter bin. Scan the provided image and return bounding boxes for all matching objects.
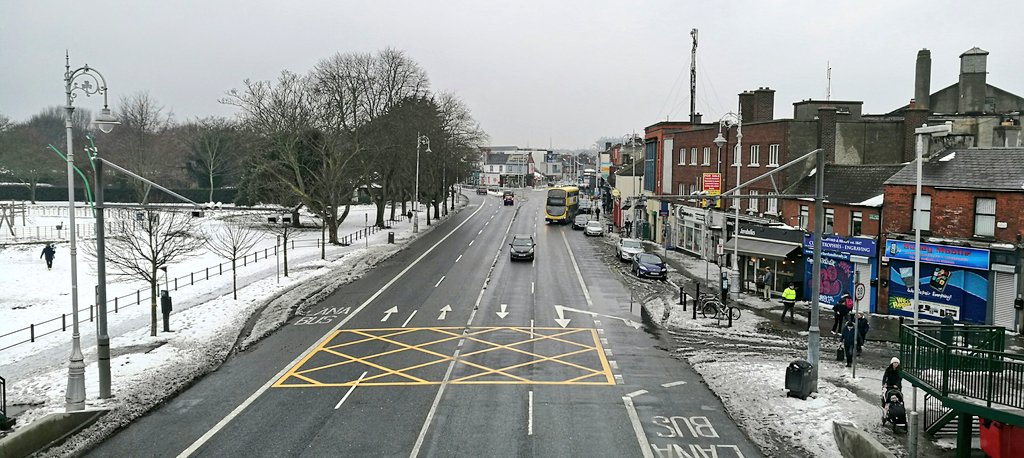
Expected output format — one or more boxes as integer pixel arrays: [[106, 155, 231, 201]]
[[388, 232, 395, 244], [785, 359, 813, 399]]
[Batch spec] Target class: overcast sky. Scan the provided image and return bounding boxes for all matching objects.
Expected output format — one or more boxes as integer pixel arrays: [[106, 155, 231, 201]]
[[3, 1, 1022, 149]]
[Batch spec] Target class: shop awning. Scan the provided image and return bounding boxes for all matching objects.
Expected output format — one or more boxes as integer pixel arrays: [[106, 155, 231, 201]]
[[728, 237, 801, 260]]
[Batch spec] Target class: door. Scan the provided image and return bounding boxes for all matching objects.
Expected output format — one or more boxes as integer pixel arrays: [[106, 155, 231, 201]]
[[992, 271, 1017, 329]]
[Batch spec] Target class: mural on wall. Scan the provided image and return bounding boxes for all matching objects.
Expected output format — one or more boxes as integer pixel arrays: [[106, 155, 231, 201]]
[[883, 240, 991, 323], [804, 256, 854, 306]]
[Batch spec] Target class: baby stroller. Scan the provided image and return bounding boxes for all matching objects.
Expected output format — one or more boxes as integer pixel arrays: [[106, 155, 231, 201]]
[[881, 385, 908, 433]]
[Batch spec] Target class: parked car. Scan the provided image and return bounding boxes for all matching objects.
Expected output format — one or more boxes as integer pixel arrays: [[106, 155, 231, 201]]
[[503, 190, 515, 206], [577, 200, 592, 214], [509, 234, 535, 261], [476, 187, 488, 195], [572, 214, 590, 230], [631, 253, 667, 280], [616, 238, 644, 262], [583, 220, 604, 236]]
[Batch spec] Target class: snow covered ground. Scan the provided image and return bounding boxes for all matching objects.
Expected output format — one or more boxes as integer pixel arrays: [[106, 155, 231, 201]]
[[0, 199, 458, 452]]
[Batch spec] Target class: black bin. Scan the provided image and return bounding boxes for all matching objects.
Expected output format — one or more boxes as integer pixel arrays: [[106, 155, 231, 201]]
[[388, 232, 395, 244], [785, 359, 813, 400]]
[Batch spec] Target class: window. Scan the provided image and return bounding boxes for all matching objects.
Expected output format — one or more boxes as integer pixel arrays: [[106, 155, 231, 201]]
[[702, 147, 711, 166], [799, 205, 809, 230], [850, 211, 863, 236], [748, 190, 759, 213], [825, 208, 835, 233], [766, 192, 778, 214], [689, 184, 697, 197], [643, 142, 656, 192], [911, 194, 931, 231], [749, 145, 760, 166], [732, 144, 741, 166], [489, 165, 494, 172], [690, 147, 699, 165], [768, 144, 780, 166], [975, 197, 996, 236], [677, 146, 685, 166]]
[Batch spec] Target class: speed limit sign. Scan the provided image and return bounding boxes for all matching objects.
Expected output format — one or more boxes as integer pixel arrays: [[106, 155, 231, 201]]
[[854, 283, 866, 301]]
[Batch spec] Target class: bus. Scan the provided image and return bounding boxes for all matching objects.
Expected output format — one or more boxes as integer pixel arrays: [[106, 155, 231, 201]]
[[545, 186, 579, 223]]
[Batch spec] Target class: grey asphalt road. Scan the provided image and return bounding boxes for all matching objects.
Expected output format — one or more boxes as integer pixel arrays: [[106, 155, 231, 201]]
[[90, 191, 763, 458]]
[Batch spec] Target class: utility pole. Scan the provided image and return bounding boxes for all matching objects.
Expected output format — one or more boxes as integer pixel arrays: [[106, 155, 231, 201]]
[[689, 28, 699, 123]]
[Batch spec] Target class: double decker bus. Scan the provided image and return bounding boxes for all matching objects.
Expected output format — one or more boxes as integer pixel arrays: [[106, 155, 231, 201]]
[[545, 186, 579, 223]]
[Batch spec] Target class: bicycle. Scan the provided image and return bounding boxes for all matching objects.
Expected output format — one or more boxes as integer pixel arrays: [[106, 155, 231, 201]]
[[701, 299, 741, 320]]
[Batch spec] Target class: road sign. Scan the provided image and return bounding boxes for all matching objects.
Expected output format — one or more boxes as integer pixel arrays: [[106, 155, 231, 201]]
[[855, 283, 866, 301]]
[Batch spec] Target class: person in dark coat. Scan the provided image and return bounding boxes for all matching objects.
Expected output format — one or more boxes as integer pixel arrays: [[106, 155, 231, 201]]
[[841, 318, 857, 367], [882, 357, 903, 390], [831, 293, 853, 334], [40, 243, 56, 270], [856, 312, 870, 355]]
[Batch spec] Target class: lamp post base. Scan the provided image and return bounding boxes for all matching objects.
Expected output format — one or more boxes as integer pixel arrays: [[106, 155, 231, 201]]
[[66, 338, 86, 411]]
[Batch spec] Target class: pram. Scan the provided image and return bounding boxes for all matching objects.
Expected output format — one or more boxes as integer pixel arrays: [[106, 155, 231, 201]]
[[881, 386, 908, 433]]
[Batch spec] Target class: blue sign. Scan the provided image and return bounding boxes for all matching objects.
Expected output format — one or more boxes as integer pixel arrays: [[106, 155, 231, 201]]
[[886, 259, 988, 323], [883, 240, 989, 270], [803, 234, 877, 258]]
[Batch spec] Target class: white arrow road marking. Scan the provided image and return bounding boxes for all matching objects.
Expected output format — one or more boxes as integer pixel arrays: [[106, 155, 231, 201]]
[[554, 305, 571, 328], [381, 306, 398, 322], [661, 381, 688, 388], [496, 303, 509, 319], [557, 305, 641, 329], [438, 305, 452, 320], [402, 310, 418, 328], [335, 371, 368, 409], [434, 276, 445, 288]]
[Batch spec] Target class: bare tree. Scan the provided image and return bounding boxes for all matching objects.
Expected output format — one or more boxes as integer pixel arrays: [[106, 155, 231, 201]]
[[99, 210, 204, 336], [205, 216, 262, 300], [178, 117, 241, 202], [107, 92, 177, 201]]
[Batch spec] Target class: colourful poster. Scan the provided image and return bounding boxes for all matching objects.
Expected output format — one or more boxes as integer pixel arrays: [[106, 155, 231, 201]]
[[803, 256, 854, 305], [886, 259, 988, 323]]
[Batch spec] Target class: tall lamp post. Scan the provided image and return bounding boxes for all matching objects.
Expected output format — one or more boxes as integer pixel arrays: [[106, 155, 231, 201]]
[[414, 134, 430, 233], [908, 121, 951, 456], [63, 52, 119, 411], [713, 109, 742, 300]]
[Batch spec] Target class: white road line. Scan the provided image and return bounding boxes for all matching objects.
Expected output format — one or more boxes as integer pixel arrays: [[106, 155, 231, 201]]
[[402, 310, 418, 328], [478, 229, 483, 235], [485, 221, 489, 225], [455, 254, 463, 262], [609, 360, 618, 370], [335, 371, 368, 409], [531, 282, 534, 294], [605, 348, 613, 357], [528, 390, 534, 436], [468, 240, 474, 246], [560, 230, 593, 307], [601, 338, 609, 345], [434, 276, 445, 288], [623, 396, 654, 458], [594, 319, 602, 326], [530, 319, 534, 338], [626, 389, 647, 398], [661, 381, 688, 388], [614, 374, 624, 384], [176, 198, 487, 458]]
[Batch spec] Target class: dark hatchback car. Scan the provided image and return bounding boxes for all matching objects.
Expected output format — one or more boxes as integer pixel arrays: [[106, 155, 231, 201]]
[[476, 187, 488, 195], [509, 234, 535, 261], [631, 253, 667, 280], [571, 214, 589, 230], [503, 190, 515, 205]]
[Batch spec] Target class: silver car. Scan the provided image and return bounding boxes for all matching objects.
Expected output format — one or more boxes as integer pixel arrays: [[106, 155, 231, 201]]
[[617, 238, 643, 261], [583, 220, 604, 236]]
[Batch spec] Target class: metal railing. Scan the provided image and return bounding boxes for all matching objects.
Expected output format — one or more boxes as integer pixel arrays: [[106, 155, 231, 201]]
[[901, 324, 1024, 416], [0, 222, 394, 352]]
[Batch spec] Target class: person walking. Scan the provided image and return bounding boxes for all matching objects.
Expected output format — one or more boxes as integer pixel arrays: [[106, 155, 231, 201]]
[[882, 357, 903, 405], [856, 312, 870, 355], [780, 283, 797, 323], [760, 267, 774, 301], [40, 243, 56, 270], [841, 318, 857, 367], [831, 293, 854, 334]]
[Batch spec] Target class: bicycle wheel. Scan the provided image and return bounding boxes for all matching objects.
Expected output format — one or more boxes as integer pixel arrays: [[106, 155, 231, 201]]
[[701, 302, 721, 319], [729, 306, 741, 321]]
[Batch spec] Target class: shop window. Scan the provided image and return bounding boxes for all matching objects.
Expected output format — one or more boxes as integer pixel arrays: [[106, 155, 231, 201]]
[[850, 211, 863, 236], [974, 197, 996, 236], [912, 194, 931, 231], [702, 147, 711, 165]]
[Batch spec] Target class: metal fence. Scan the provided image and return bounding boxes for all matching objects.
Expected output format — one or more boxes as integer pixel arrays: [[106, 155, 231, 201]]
[[0, 222, 393, 352]]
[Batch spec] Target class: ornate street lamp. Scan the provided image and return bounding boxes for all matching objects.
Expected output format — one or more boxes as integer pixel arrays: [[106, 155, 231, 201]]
[[414, 134, 430, 233], [713, 110, 742, 300]]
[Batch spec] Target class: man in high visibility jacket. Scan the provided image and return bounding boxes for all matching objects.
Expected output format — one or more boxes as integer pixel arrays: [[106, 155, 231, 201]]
[[781, 283, 797, 323]]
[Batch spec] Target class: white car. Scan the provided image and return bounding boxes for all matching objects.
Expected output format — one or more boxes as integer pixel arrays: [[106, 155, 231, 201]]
[[584, 220, 604, 236], [617, 238, 644, 261]]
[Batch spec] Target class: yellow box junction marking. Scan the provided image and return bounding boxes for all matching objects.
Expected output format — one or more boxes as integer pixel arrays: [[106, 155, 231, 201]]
[[273, 327, 614, 387]]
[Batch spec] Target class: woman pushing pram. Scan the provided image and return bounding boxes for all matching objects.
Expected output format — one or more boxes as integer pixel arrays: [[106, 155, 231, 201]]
[[881, 357, 907, 432]]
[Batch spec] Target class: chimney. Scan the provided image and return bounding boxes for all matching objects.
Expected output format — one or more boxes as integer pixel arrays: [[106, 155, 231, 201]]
[[914, 49, 931, 112], [958, 47, 989, 114], [817, 107, 838, 163], [739, 91, 755, 123], [753, 87, 776, 122], [690, 112, 703, 124], [902, 108, 929, 162]]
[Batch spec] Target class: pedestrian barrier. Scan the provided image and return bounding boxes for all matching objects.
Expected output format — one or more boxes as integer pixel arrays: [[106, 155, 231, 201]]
[[0, 220, 403, 352]]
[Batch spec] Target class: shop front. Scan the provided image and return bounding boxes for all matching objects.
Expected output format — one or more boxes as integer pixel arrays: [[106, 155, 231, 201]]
[[801, 235, 878, 312], [726, 225, 804, 296], [674, 205, 709, 258], [881, 240, 990, 323]]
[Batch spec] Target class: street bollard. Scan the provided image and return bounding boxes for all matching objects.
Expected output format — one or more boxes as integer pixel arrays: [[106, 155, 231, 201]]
[[728, 307, 734, 328], [30, 324, 34, 342], [682, 292, 688, 311], [62, 314, 66, 331], [678, 286, 684, 305], [692, 298, 698, 320]]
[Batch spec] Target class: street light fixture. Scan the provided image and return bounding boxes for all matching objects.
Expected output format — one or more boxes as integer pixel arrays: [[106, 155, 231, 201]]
[[713, 110, 742, 300], [63, 52, 118, 411], [414, 134, 430, 233], [908, 120, 952, 457]]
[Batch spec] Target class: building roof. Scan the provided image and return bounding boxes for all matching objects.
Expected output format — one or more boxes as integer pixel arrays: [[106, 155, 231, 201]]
[[885, 148, 1024, 191], [615, 160, 644, 177], [789, 164, 904, 205], [485, 152, 509, 165]]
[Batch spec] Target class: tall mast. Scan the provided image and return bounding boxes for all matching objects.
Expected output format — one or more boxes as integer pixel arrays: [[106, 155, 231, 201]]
[[690, 28, 699, 123]]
